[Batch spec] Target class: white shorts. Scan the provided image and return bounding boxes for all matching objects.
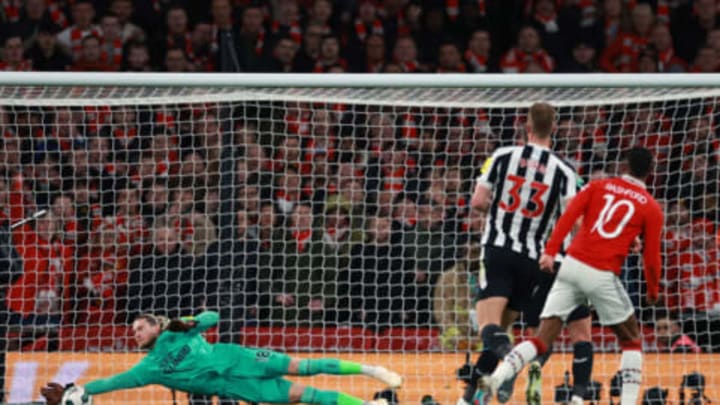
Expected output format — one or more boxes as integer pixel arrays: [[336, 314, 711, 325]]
[[540, 255, 634, 326]]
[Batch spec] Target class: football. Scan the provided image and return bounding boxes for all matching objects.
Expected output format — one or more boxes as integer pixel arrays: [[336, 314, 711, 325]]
[[61, 385, 93, 405]]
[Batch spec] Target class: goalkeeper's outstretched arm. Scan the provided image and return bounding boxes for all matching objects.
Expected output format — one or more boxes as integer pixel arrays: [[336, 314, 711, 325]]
[[84, 366, 148, 395], [180, 310, 219, 334]]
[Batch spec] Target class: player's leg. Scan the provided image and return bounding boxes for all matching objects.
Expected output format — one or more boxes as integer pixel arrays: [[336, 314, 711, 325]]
[[506, 269, 555, 405], [285, 357, 402, 388], [579, 260, 639, 405], [610, 316, 642, 405], [286, 382, 387, 405], [566, 309, 593, 405], [459, 247, 517, 405], [486, 262, 586, 395]]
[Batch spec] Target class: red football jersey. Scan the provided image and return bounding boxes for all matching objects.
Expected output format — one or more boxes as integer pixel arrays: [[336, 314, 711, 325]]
[[545, 175, 664, 300]]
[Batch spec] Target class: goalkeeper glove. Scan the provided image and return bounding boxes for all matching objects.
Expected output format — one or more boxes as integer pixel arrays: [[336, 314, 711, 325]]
[[41, 382, 75, 405]]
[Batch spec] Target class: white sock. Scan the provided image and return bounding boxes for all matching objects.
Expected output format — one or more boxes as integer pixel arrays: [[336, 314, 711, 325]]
[[361, 365, 377, 375], [492, 341, 538, 383], [620, 350, 642, 405]]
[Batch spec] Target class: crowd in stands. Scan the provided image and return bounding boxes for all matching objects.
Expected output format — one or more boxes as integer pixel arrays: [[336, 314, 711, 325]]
[[0, 99, 718, 350], [4, 0, 720, 73], [0, 0, 718, 351]]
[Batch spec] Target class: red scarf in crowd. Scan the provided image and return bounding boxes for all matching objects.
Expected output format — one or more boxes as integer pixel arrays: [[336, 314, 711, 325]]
[[0, 60, 32, 71], [48, 0, 68, 28], [101, 38, 123, 67], [534, 11, 559, 33], [293, 229, 312, 252], [2, 0, 20, 22], [398, 60, 419, 72], [446, 0, 486, 20], [354, 18, 383, 42], [70, 26, 101, 60], [465, 50, 488, 73], [271, 19, 302, 44]]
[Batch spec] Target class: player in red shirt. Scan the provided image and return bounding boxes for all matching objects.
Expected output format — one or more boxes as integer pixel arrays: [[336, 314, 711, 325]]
[[482, 147, 663, 405]]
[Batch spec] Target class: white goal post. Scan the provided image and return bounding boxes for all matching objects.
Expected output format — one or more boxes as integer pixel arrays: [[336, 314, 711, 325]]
[[0, 73, 718, 405]]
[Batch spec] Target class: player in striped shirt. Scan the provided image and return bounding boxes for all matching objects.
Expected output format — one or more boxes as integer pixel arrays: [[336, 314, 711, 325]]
[[483, 147, 663, 405], [459, 103, 593, 405]]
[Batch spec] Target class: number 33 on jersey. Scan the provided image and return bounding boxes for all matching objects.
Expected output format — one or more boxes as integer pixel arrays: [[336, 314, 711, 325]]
[[476, 145, 582, 260]]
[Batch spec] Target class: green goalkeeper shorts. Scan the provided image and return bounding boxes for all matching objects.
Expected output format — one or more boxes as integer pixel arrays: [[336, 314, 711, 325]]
[[221, 376, 294, 403], [214, 344, 292, 378]]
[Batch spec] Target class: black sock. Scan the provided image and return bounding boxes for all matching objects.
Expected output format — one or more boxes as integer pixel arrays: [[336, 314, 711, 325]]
[[462, 324, 510, 402], [481, 324, 512, 359], [571, 341, 594, 399], [462, 350, 499, 402], [536, 345, 553, 366]]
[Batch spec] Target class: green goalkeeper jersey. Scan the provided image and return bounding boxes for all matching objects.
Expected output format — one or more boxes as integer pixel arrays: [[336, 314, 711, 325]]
[[85, 311, 247, 397]]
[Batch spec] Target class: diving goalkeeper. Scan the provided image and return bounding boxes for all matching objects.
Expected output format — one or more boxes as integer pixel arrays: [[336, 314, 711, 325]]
[[41, 311, 401, 405]]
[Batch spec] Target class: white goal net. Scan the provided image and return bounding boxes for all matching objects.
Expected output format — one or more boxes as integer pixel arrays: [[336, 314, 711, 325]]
[[1, 76, 719, 405]]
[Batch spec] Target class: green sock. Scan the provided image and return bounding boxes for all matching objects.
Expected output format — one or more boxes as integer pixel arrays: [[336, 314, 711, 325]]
[[298, 359, 363, 376], [301, 387, 364, 405]]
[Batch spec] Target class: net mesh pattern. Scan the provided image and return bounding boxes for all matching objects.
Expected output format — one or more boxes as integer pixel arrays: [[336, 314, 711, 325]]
[[0, 86, 718, 404]]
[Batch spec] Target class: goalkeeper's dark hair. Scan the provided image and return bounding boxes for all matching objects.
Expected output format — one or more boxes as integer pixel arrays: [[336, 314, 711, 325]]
[[135, 313, 170, 330], [624, 146, 654, 179]]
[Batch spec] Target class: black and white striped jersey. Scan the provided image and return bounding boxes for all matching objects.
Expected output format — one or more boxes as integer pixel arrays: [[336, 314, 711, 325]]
[[476, 143, 582, 259]]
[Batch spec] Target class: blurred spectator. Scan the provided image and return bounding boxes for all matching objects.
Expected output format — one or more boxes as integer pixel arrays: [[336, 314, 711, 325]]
[[313, 34, 346, 72], [294, 22, 325, 71], [529, 0, 566, 62], [307, 0, 333, 34], [436, 42, 466, 73], [464, 29, 495, 73], [71, 35, 116, 71], [433, 243, 481, 351], [600, 3, 654, 72], [674, 220, 719, 314], [141, 180, 169, 226], [414, 4, 448, 63], [98, 13, 124, 69], [672, 0, 719, 63], [126, 224, 197, 320], [7, 0, 51, 44], [690, 46, 718, 73], [500, 25, 554, 73], [269, 0, 301, 45], [164, 47, 191, 72], [233, 3, 267, 72], [655, 313, 701, 353], [75, 220, 127, 325], [56, 0, 99, 60], [50, 193, 77, 244], [108, 0, 144, 43], [274, 168, 303, 216], [201, 207, 260, 330], [393, 35, 424, 72], [309, 204, 357, 323], [6, 212, 71, 351], [405, 199, 452, 324], [354, 34, 384, 73], [269, 35, 298, 73], [114, 187, 146, 255], [152, 4, 188, 67], [650, 23, 686, 72], [349, 0, 383, 48], [637, 45, 659, 73], [25, 21, 71, 70], [601, 0, 630, 46], [188, 21, 216, 71], [561, 40, 599, 72], [0, 35, 32, 70], [123, 40, 151, 72], [349, 215, 400, 329]]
